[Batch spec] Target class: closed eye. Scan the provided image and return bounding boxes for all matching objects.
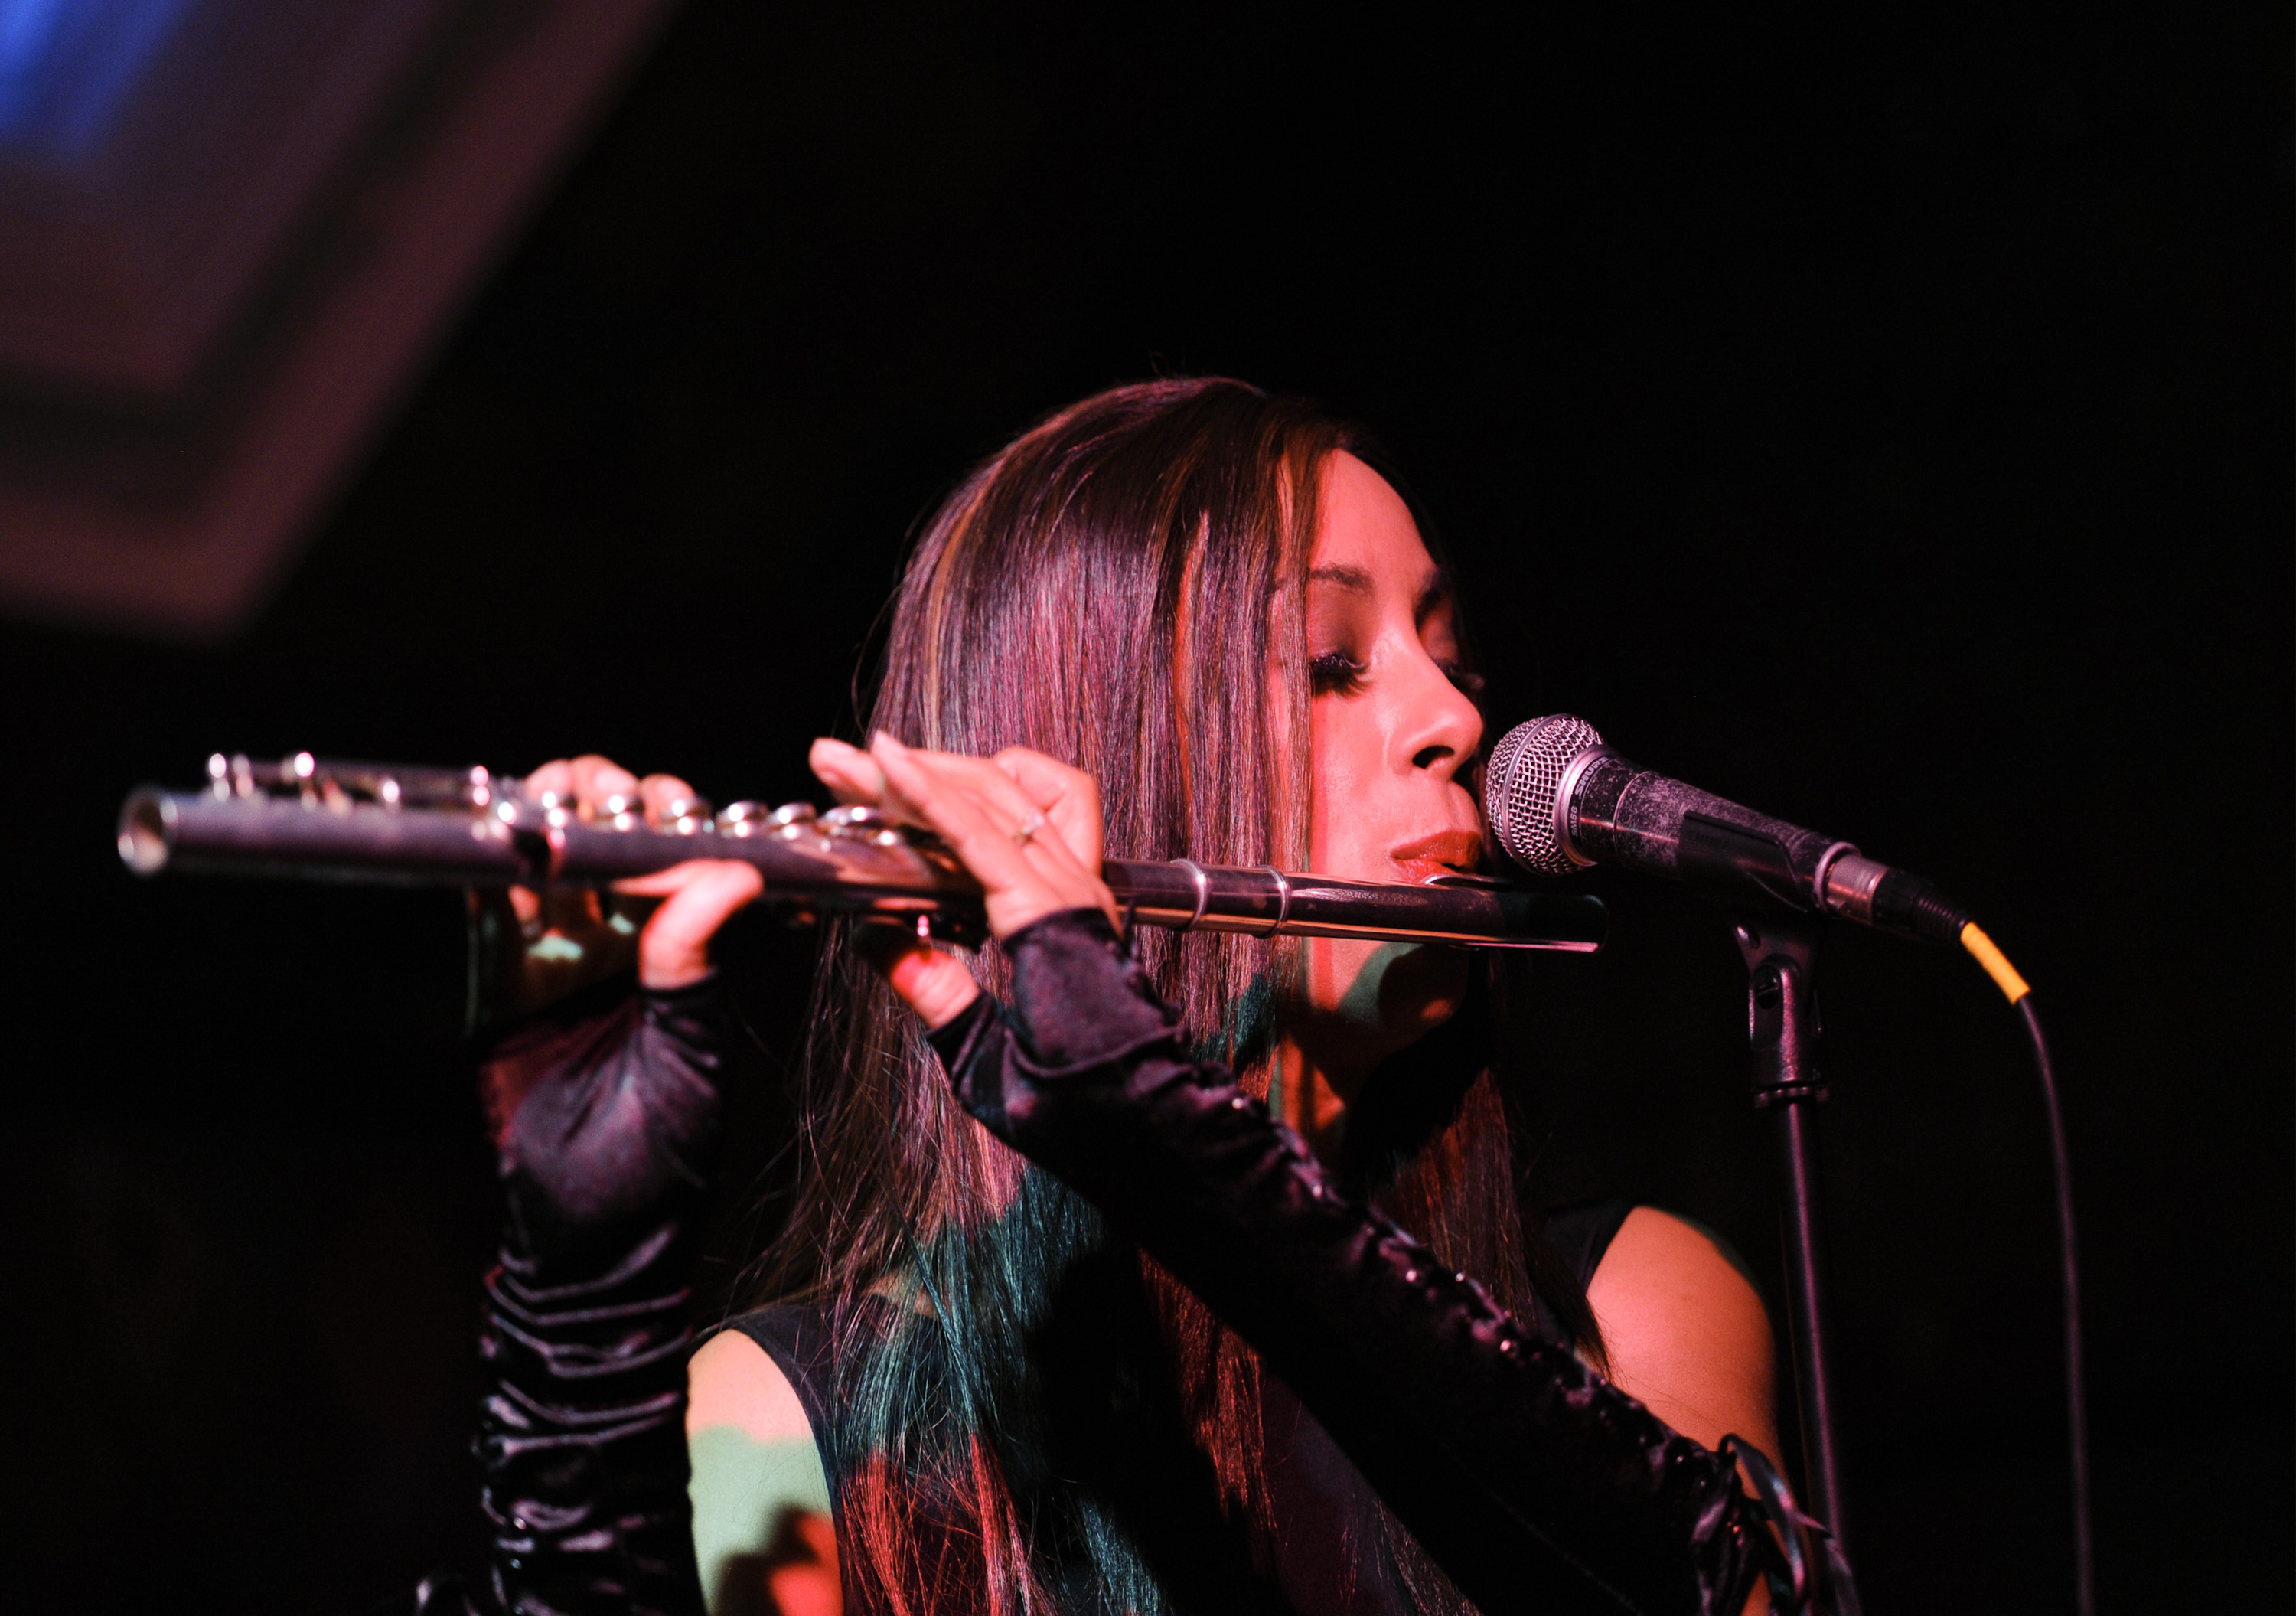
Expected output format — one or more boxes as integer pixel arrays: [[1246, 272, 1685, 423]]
[[1309, 650, 1367, 696]]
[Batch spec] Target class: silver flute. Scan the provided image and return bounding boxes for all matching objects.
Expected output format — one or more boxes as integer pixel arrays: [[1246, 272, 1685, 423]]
[[118, 753, 1605, 952]]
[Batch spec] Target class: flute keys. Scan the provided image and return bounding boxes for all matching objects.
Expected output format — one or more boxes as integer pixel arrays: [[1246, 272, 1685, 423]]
[[652, 795, 714, 835], [530, 787, 574, 828], [717, 801, 817, 839], [821, 805, 903, 846]]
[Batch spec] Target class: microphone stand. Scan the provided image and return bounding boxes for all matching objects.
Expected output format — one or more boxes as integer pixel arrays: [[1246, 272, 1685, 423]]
[[1731, 912, 1848, 1547]]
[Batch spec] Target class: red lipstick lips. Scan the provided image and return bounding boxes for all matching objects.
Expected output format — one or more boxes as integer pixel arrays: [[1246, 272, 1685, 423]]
[[1389, 828, 1486, 883]]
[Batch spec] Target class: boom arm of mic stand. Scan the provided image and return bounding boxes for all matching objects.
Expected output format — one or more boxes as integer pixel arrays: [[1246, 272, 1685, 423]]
[[1731, 912, 1849, 1551]]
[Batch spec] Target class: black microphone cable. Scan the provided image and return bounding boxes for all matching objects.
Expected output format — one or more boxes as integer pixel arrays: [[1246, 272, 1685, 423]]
[[1960, 926, 2093, 1616]]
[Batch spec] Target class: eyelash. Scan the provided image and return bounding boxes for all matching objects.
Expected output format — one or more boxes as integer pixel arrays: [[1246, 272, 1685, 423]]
[[1307, 651, 1486, 697], [1309, 650, 1366, 696]]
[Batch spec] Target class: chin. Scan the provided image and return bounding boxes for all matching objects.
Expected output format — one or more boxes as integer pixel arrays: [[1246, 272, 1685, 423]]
[[1302, 936, 1475, 1065], [1394, 993, 1466, 1047], [1378, 944, 1473, 1040]]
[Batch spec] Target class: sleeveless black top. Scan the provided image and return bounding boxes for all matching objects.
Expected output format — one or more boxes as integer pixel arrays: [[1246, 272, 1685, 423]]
[[726, 1199, 1635, 1616]]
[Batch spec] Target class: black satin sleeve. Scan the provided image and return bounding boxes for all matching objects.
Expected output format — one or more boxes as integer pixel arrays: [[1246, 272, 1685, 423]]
[[417, 973, 725, 1616], [927, 911, 1777, 1616]]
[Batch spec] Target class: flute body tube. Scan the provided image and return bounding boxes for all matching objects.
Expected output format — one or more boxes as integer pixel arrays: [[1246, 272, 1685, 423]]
[[119, 756, 1606, 954]]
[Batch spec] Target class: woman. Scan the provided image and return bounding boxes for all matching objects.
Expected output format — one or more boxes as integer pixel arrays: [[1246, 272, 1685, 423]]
[[569, 379, 1789, 1614]]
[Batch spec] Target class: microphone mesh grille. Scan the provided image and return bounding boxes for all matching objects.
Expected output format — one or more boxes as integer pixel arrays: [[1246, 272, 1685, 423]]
[[1485, 715, 1603, 874]]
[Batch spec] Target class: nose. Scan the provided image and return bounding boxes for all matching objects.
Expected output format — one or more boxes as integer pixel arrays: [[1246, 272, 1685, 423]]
[[1395, 645, 1484, 784]]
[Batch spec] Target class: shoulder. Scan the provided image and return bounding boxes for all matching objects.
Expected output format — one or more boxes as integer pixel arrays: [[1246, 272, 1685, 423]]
[[1585, 1206, 1779, 1459], [688, 1325, 820, 1448]]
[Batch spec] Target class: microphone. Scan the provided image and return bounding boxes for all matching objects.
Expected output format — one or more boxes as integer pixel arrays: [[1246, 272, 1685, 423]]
[[1483, 714, 1973, 945], [1486, 717, 2088, 1616]]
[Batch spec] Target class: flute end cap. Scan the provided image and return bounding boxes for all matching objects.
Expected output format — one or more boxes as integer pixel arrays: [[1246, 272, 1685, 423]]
[[119, 790, 174, 876]]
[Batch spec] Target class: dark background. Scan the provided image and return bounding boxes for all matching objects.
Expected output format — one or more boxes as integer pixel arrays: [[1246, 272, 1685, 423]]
[[2, 4, 2286, 1610]]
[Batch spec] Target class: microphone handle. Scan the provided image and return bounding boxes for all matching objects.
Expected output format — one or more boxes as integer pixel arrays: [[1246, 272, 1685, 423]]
[[1567, 753, 1970, 943], [1567, 752, 1844, 910]]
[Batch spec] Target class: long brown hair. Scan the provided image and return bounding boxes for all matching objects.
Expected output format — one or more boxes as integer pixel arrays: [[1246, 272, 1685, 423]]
[[744, 378, 1577, 1614]]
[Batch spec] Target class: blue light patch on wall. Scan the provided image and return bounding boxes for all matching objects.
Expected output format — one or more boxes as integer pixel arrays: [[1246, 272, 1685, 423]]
[[0, 0, 193, 163]]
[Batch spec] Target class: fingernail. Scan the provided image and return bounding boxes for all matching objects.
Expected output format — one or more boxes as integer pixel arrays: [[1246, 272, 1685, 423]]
[[872, 730, 909, 756]]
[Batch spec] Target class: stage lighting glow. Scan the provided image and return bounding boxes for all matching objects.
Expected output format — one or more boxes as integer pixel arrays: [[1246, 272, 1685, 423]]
[[0, 0, 192, 162]]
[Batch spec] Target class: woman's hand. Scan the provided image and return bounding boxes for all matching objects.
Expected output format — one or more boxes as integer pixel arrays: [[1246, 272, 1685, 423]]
[[810, 733, 1117, 1029], [474, 756, 763, 1017]]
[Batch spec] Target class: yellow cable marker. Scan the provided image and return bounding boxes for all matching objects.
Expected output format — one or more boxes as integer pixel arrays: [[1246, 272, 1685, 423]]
[[1962, 922, 2030, 1004]]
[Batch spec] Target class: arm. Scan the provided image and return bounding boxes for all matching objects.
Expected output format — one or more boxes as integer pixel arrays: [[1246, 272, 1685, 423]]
[[466, 971, 732, 1616], [686, 1333, 839, 1616], [419, 756, 765, 1616], [1590, 1210, 1781, 1467], [932, 909, 1774, 1616], [1591, 1210, 1785, 1616]]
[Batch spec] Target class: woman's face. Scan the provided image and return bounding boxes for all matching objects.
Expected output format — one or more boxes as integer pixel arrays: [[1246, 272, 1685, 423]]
[[1290, 452, 1487, 1084]]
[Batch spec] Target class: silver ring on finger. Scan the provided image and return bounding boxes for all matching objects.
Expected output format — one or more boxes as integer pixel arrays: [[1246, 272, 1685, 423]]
[[1012, 808, 1047, 847]]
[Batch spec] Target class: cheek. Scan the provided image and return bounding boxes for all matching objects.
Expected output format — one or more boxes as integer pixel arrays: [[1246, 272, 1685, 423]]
[[1307, 704, 1384, 873], [1304, 935, 1378, 1012]]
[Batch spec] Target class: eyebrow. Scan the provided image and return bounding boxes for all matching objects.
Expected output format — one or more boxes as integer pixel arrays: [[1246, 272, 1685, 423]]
[[1307, 563, 1456, 623]]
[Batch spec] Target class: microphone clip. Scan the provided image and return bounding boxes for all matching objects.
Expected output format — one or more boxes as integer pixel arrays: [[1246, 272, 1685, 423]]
[[1733, 912, 1828, 1107]]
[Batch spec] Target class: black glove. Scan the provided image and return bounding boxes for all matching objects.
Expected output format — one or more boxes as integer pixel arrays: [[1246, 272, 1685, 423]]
[[459, 971, 730, 1616]]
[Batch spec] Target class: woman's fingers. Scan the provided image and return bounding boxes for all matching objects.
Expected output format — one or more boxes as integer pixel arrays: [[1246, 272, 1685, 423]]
[[638, 772, 701, 824], [820, 738, 1044, 847], [892, 747, 1105, 894], [987, 746, 1118, 925], [905, 751, 1042, 827], [613, 859, 765, 989], [515, 762, 576, 921], [817, 739, 1085, 847], [855, 926, 981, 1030], [525, 759, 576, 800], [507, 763, 597, 932], [869, 735, 1036, 889], [528, 741, 1117, 968], [869, 734, 1114, 937], [993, 747, 1105, 870], [523, 756, 658, 818], [817, 734, 990, 1018], [569, 755, 641, 820], [505, 741, 1104, 1013], [810, 737, 889, 808], [811, 734, 1119, 939], [507, 757, 748, 994], [876, 748, 1081, 885]]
